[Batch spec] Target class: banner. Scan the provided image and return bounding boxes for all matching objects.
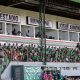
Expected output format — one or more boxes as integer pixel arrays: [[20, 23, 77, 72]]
[[69, 24, 80, 31], [0, 12, 20, 23], [57, 22, 69, 30], [27, 16, 52, 27]]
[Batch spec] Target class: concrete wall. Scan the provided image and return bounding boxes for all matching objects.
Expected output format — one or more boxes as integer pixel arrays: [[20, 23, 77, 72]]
[[1, 62, 80, 80]]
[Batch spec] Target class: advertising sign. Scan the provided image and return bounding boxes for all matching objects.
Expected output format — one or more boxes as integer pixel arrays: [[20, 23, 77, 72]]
[[57, 22, 69, 30], [0, 12, 20, 23], [27, 16, 52, 27]]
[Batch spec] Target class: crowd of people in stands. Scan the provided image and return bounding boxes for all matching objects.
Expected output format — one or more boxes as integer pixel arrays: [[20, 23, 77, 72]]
[[0, 43, 80, 63], [0, 42, 80, 80]]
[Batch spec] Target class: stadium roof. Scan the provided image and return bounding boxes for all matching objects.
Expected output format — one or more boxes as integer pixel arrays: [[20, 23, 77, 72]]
[[0, 0, 80, 20], [70, 0, 80, 3]]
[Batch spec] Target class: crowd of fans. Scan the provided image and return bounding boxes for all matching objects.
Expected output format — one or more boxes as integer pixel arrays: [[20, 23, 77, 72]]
[[0, 42, 80, 79], [0, 43, 80, 63]]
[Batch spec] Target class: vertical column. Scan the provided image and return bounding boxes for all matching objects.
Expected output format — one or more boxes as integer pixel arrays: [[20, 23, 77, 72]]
[[33, 27, 35, 38], [5, 22, 7, 35], [68, 31, 70, 41], [78, 32, 79, 42], [39, 0, 46, 65], [68, 24, 70, 41], [20, 24, 21, 36], [57, 30, 59, 40]]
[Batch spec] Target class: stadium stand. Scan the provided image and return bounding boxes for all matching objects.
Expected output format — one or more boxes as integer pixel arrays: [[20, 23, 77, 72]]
[[0, 42, 80, 75], [0, 0, 80, 80], [0, 43, 80, 63]]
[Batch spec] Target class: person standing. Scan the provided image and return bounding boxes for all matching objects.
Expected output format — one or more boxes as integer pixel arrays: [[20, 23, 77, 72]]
[[43, 71, 48, 80], [48, 71, 53, 80]]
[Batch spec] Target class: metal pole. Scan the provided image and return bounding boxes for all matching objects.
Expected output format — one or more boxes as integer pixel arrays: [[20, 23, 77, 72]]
[[39, 0, 46, 65]]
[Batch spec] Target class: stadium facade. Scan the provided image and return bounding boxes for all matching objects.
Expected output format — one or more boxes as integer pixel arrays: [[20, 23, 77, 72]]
[[0, 0, 80, 80], [0, 5, 80, 45]]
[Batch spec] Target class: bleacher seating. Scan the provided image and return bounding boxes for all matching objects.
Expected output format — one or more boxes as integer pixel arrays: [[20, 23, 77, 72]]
[[0, 42, 80, 74], [0, 43, 80, 62]]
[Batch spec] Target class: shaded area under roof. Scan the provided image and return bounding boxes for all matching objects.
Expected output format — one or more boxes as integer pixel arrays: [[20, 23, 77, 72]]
[[0, 0, 80, 20]]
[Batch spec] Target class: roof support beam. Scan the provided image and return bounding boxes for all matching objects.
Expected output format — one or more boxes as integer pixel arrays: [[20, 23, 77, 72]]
[[8, 2, 25, 7]]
